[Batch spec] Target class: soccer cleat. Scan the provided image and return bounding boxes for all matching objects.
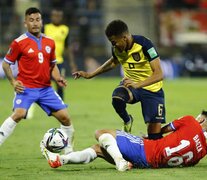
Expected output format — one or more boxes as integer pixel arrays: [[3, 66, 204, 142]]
[[122, 115, 133, 133], [115, 158, 132, 171], [48, 156, 62, 168], [42, 147, 62, 168]]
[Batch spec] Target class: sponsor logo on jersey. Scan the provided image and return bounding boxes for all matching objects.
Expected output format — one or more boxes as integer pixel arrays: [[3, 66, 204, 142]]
[[132, 53, 140, 61], [28, 48, 34, 53], [45, 46, 51, 53], [147, 47, 158, 59]]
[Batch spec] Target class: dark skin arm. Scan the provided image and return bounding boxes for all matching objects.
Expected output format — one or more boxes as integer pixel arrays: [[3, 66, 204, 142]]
[[72, 56, 119, 79], [161, 123, 173, 135]]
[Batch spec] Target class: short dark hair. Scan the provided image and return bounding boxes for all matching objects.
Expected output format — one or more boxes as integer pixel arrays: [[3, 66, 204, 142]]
[[105, 20, 129, 37], [25, 7, 41, 16]]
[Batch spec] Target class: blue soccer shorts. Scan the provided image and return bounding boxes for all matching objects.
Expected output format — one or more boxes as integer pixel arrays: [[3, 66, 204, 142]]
[[116, 130, 149, 168], [13, 86, 67, 116], [130, 87, 166, 123]]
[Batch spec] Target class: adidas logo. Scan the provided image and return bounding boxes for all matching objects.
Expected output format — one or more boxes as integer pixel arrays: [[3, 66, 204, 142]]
[[28, 48, 34, 53]]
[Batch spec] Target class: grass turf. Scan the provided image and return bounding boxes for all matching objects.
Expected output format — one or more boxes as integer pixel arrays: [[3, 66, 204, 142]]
[[0, 77, 207, 180]]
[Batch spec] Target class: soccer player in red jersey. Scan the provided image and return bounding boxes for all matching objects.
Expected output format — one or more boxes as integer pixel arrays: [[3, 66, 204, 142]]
[[0, 7, 74, 154], [42, 110, 207, 171]]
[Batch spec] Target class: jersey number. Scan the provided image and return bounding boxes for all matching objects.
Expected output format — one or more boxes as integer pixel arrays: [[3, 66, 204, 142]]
[[38, 52, 44, 63], [158, 104, 164, 116], [165, 140, 193, 166]]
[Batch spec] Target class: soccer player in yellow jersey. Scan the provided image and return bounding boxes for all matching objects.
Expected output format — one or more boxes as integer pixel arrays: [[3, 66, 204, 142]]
[[44, 9, 77, 100], [73, 20, 165, 140]]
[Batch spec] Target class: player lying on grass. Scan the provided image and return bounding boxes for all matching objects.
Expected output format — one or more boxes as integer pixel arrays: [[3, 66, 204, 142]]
[[41, 110, 207, 171]]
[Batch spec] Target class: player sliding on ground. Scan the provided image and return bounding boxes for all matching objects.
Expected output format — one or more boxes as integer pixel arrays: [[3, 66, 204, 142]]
[[41, 110, 207, 171]]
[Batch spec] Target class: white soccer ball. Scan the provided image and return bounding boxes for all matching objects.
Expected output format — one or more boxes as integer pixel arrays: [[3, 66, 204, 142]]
[[42, 128, 68, 153]]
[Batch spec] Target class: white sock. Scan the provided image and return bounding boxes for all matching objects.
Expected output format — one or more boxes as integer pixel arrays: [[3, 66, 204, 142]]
[[98, 133, 123, 165], [60, 124, 75, 154], [60, 147, 97, 164], [0, 117, 17, 145]]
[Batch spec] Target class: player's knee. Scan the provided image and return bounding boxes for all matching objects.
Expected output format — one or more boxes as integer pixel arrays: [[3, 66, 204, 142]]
[[11, 110, 27, 122], [112, 86, 130, 102], [94, 129, 105, 141]]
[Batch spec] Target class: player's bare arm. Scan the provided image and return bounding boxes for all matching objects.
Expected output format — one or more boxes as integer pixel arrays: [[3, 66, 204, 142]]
[[73, 57, 119, 79], [160, 123, 173, 134], [2, 61, 24, 93], [123, 58, 163, 89], [51, 64, 67, 87]]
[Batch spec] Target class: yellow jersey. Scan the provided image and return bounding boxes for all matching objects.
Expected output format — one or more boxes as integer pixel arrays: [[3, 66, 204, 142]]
[[44, 23, 69, 64], [112, 35, 163, 92]]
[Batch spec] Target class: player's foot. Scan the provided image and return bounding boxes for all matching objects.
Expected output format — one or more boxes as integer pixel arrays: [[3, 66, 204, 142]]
[[115, 158, 132, 171], [122, 115, 133, 133], [42, 148, 62, 168]]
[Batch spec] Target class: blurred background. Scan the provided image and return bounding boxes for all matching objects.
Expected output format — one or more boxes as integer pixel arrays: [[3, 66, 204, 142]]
[[1, 0, 207, 78]]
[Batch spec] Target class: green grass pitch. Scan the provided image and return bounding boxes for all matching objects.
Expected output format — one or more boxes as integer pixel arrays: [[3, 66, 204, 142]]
[[0, 77, 207, 180]]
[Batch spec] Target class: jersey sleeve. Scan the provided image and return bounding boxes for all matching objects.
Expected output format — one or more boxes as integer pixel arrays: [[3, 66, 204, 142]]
[[133, 35, 159, 61], [4, 41, 20, 65]]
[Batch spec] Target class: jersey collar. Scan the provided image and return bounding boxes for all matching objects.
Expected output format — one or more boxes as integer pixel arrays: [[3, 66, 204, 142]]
[[26, 32, 43, 50]]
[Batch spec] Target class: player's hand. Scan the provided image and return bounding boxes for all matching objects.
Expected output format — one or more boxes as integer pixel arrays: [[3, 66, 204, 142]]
[[72, 71, 92, 79], [56, 77, 67, 87], [123, 77, 139, 89], [12, 80, 25, 93]]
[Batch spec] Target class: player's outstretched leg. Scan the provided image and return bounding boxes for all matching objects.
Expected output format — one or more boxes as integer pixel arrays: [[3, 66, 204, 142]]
[[42, 146, 97, 168]]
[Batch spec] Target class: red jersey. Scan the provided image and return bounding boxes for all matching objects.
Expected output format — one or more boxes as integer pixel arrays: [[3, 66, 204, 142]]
[[4, 32, 56, 88], [144, 116, 207, 168]]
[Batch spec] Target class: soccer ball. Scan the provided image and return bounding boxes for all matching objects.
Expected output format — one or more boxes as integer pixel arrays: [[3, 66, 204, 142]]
[[42, 128, 68, 153]]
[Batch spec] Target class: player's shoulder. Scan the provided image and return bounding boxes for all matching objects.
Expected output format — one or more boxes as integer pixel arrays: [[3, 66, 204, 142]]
[[133, 35, 148, 42], [60, 24, 69, 28], [178, 115, 195, 121], [132, 35, 152, 46], [14, 33, 28, 43], [176, 115, 198, 126], [45, 23, 69, 29]]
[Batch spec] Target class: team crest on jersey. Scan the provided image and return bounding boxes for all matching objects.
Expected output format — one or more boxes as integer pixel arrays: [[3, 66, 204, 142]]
[[16, 99, 22, 105], [132, 53, 140, 61], [45, 46, 51, 53]]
